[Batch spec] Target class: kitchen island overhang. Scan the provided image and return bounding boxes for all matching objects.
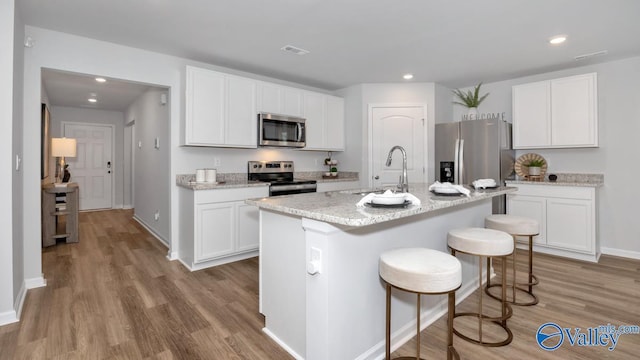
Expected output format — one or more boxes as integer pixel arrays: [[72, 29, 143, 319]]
[[247, 185, 516, 360]]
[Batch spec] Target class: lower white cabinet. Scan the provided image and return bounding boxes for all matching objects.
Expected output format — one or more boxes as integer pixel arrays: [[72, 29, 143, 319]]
[[179, 186, 269, 270], [506, 183, 599, 262]]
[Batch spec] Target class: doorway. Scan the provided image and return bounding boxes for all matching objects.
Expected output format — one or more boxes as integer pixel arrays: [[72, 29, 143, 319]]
[[369, 104, 427, 188], [62, 122, 114, 210]]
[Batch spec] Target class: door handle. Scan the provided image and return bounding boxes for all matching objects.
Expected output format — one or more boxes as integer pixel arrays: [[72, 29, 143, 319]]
[[374, 175, 380, 180]]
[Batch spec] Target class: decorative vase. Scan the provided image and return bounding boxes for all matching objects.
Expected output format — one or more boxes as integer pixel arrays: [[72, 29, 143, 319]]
[[467, 107, 478, 120], [528, 166, 541, 176]]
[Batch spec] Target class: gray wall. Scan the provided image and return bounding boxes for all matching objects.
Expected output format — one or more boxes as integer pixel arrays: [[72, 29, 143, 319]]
[[126, 89, 171, 243], [451, 56, 640, 257]]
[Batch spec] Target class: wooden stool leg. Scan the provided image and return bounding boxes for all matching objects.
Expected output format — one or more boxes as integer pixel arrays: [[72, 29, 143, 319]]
[[478, 257, 483, 343], [415, 293, 421, 359], [386, 283, 391, 360]]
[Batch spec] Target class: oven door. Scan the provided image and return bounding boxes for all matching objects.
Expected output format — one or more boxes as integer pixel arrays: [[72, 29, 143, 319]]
[[259, 113, 306, 148], [269, 183, 317, 196]]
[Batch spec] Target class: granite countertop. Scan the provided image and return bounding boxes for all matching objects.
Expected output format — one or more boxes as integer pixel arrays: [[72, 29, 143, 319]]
[[246, 183, 516, 227], [506, 173, 604, 188], [176, 174, 269, 190], [177, 171, 359, 190]]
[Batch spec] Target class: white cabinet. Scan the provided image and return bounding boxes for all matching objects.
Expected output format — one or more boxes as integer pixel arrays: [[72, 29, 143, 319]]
[[513, 73, 597, 149], [185, 66, 257, 148], [302, 92, 345, 151], [179, 186, 269, 270], [506, 183, 599, 262], [257, 83, 303, 117]]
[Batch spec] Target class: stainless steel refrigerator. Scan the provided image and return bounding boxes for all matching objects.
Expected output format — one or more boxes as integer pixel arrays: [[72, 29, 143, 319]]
[[434, 119, 514, 214]]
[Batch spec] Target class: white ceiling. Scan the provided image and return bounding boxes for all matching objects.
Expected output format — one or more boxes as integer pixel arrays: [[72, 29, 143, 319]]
[[21, 0, 640, 110]]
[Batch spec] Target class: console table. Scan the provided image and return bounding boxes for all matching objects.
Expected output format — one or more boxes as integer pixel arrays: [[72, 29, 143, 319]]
[[42, 183, 79, 247]]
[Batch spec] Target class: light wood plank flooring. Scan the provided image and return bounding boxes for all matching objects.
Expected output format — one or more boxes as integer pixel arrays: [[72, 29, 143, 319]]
[[1, 209, 639, 359]]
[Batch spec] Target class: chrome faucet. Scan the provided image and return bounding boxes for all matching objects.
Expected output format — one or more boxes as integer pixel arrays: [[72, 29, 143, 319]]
[[385, 145, 409, 193]]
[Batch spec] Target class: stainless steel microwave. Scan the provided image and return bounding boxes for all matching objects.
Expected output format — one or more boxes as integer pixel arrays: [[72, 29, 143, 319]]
[[258, 113, 306, 148]]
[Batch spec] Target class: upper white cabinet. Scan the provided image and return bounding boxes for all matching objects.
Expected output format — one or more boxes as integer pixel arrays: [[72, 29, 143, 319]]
[[302, 92, 345, 151], [185, 66, 257, 148], [257, 83, 303, 117], [513, 73, 598, 149]]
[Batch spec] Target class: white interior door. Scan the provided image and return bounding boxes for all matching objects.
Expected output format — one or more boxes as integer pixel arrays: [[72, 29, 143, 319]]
[[371, 106, 426, 189], [63, 123, 113, 210]]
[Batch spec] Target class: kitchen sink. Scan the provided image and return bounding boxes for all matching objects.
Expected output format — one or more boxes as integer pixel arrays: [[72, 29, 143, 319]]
[[339, 188, 397, 196]]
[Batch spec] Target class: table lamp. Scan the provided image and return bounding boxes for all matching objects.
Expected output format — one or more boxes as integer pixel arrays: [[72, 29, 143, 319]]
[[51, 137, 77, 184]]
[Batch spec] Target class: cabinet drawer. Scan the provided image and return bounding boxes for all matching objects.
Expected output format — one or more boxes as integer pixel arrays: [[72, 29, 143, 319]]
[[507, 183, 594, 200], [195, 186, 269, 204]]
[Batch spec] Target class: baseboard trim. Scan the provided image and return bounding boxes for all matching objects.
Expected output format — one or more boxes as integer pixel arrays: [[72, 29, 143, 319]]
[[13, 281, 27, 322], [601, 247, 640, 260], [0, 309, 18, 326], [25, 275, 47, 289], [132, 215, 169, 249], [262, 327, 304, 360]]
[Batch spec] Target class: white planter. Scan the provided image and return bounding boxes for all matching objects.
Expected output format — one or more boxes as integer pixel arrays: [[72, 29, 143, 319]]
[[467, 107, 478, 120], [528, 166, 541, 176]]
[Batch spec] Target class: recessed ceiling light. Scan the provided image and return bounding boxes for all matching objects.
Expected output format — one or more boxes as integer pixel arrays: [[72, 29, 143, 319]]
[[95, 77, 106, 83], [549, 35, 567, 45], [88, 98, 97, 103], [403, 74, 414, 80]]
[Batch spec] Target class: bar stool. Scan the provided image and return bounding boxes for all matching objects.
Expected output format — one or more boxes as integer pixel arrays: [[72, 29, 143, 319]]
[[447, 228, 514, 347], [485, 214, 540, 306], [379, 248, 462, 360]]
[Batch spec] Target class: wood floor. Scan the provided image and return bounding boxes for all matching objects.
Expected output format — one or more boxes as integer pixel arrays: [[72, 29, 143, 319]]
[[1, 209, 639, 359]]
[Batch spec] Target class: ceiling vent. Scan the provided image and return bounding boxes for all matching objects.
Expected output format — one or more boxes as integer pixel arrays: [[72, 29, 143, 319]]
[[574, 50, 608, 61], [281, 45, 310, 55]]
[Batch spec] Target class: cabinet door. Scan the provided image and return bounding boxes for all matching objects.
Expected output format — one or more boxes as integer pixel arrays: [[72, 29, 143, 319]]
[[507, 194, 546, 245], [195, 202, 235, 262], [303, 92, 326, 149], [512, 81, 551, 149], [186, 67, 225, 145], [236, 203, 260, 252], [325, 96, 345, 151], [226, 76, 257, 148], [551, 73, 597, 147], [282, 87, 303, 117], [257, 82, 281, 114], [546, 198, 593, 253]]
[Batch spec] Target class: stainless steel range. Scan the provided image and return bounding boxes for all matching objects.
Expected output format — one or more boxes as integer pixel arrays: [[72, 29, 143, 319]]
[[248, 161, 317, 196]]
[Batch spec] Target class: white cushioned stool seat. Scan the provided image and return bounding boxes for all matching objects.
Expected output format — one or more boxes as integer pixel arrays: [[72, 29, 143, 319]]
[[485, 214, 539, 236], [379, 248, 462, 293], [447, 228, 513, 256]]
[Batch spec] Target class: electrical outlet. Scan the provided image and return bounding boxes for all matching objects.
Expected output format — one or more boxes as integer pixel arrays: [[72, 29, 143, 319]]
[[214, 158, 221, 166], [154, 211, 160, 221]]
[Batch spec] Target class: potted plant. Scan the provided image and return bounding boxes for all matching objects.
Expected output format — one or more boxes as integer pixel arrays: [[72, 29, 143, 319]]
[[330, 166, 338, 177], [525, 158, 545, 176], [452, 82, 489, 119]]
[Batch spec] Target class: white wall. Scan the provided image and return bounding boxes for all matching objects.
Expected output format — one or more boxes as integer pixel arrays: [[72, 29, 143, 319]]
[[125, 89, 171, 242], [1, 0, 17, 324], [11, 0, 25, 313], [451, 56, 640, 256], [338, 83, 437, 187], [50, 106, 126, 208]]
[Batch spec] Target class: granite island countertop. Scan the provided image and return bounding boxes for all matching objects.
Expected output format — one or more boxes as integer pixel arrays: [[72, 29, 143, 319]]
[[506, 173, 603, 188], [246, 183, 515, 227]]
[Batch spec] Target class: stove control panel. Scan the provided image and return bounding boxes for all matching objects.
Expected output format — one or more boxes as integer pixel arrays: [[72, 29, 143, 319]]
[[248, 161, 294, 173]]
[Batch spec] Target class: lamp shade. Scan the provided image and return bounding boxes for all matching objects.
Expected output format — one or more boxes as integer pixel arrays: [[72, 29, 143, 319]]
[[51, 138, 77, 157]]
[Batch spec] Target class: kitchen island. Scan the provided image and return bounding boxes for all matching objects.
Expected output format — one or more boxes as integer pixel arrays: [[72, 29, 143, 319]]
[[246, 184, 515, 360]]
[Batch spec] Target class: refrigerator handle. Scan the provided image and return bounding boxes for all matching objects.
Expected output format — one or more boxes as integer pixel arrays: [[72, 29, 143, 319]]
[[459, 139, 465, 185], [454, 138, 460, 184]]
